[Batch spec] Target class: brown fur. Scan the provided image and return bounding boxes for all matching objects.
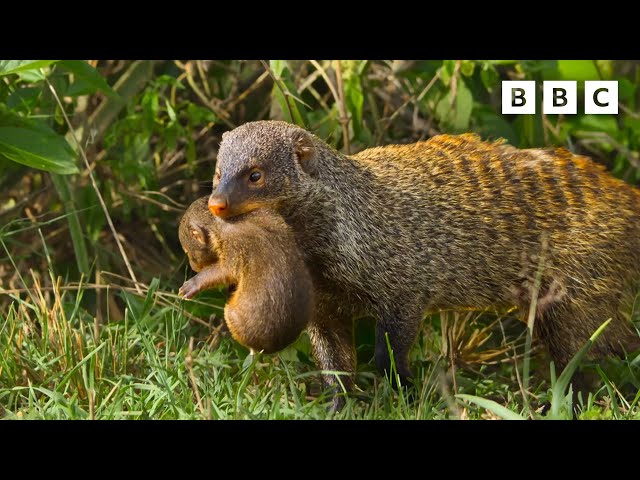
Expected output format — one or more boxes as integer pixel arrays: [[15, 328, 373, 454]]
[[209, 121, 640, 406], [178, 196, 314, 354]]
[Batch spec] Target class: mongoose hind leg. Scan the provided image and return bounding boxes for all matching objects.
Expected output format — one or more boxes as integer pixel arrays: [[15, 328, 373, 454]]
[[535, 298, 640, 400], [374, 307, 420, 388], [307, 301, 356, 412]]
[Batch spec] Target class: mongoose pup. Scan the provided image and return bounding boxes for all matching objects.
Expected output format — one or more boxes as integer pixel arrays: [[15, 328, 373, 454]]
[[208, 121, 640, 406], [178, 196, 314, 354]]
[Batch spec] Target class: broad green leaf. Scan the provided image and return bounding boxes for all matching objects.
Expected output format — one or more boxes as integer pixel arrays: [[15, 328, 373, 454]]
[[166, 99, 177, 122], [17, 69, 46, 82], [514, 113, 543, 147], [0, 103, 56, 134], [438, 60, 456, 85], [456, 394, 526, 420], [0, 127, 78, 174], [519, 60, 558, 76], [594, 60, 613, 80], [434, 92, 452, 128], [624, 117, 640, 142], [434, 79, 473, 133], [460, 60, 475, 77], [452, 79, 473, 132], [65, 78, 100, 97], [59, 60, 118, 97], [557, 60, 599, 81], [486, 60, 518, 66], [474, 106, 518, 144], [142, 89, 160, 128], [618, 78, 636, 103], [480, 64, 499, 92], [575, 114, 619, 137], [0, 60, 59, 76], [7, 87, 42, 112]]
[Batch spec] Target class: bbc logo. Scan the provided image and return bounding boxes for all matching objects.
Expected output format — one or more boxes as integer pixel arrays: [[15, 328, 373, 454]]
[[502, 81, 618, 115]]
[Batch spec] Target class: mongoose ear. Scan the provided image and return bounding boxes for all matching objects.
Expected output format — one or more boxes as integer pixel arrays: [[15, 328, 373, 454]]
[[291, 130, 317, 175], [189, 221, 208, 245]]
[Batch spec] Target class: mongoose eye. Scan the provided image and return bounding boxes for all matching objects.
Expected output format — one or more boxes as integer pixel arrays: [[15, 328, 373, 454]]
[[249, 171, 262, 183]]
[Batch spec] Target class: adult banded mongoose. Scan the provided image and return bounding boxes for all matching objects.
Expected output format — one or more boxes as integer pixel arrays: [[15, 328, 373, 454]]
[[208, 120, 640, 406], [178, 196, 314, 354]]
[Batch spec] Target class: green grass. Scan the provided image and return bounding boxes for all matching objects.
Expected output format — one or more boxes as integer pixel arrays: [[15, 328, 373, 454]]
[[1, 272, 639, 420]]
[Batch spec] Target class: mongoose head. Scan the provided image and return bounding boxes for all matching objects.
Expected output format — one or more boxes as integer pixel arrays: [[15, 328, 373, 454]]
[[208, 121, 318, 218], [179, 197, 220, 272]]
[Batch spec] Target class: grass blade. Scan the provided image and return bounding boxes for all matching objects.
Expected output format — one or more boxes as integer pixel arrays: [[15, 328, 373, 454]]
[[456, 394, 526, 420], [550, 318, 612, 418], [50, 174, 91, 277]]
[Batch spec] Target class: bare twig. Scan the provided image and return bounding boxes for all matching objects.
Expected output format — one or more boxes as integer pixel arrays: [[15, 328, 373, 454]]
[[186, 337, 206, 417], [120, 190, 184, 213], [225, 70, 270, 111], [448, 60, 461, 108], [89, 389, 95, 420], [618, 102, 640, 119], [95, 265, 102, 337], [522, 234, 549, 414], [298, 67, 323, 93], [196, 60, 211, 97], [259, 60, 297, 124], [448, 316, 457, 394], [541, 111, 550, 145], [170, 72, 188, 107], [45, 77, 144, 295], [576, 131, 640, 171], [83, 60, 156, 146], [379, 69, 441, 142], [177, 61, 235, 129], [309, 60, 342, 107], [511, 344, 530, 416], [541, 112, 562, 141]]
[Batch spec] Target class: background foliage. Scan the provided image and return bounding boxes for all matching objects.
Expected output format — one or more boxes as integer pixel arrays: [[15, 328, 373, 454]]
[[1, 60, 639, 419]]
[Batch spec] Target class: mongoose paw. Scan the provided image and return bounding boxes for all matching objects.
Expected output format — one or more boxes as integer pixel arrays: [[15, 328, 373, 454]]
[[375, 354, 414, 391], [375, 350, 413, 388], [328, 394, 346, 413], [389, 371, 414, 392], [179, 278, 201, 299]]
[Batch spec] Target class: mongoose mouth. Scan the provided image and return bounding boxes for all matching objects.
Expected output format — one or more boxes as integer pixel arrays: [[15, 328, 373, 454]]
[[226, 283, 237, 297]]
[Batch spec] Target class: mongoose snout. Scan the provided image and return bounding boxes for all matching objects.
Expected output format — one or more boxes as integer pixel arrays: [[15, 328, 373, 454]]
[[208, 195, 228, 216]]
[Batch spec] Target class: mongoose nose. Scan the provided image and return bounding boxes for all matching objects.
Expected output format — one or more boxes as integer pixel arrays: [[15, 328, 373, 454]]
[[208, 196, 228, 217]]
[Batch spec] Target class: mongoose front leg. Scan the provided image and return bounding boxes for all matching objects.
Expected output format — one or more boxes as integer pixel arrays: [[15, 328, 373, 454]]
[[306, 302, 355, 412], [179, 265, 233, 299], [374, 309, 420, 388]]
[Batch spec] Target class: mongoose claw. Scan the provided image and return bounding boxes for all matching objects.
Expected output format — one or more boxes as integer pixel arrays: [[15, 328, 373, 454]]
[[179, 278, 200, 299]]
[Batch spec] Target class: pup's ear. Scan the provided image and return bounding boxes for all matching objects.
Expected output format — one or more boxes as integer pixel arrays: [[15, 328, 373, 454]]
[[189, 221, 208, 245], [291, 130, 317, 175]]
